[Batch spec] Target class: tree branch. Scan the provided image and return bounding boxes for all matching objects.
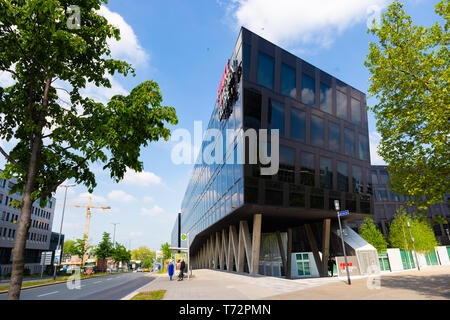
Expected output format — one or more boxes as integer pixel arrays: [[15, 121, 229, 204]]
[[0, 146, 17, 165]]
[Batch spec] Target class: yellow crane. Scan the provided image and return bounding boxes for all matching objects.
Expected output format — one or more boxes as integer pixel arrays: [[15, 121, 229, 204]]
[[57, 196, 111, 266]]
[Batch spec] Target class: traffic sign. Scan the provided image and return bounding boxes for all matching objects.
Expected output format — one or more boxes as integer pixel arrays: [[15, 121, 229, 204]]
[[338, 210, 349, 216], [40, 251, 53, 266]]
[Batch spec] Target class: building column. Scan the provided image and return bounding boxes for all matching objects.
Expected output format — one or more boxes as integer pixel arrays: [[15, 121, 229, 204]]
[[221, 229, 228, 270], [228, 225, 238, 272], [239, 220, 252, 272], [251, 214, 262, 274], [286, 228, 292, 279], [215, 232, 221, 269], [321, 219, 331, 277], [305, 224, 324, 276], [276, 230, 287, 277]]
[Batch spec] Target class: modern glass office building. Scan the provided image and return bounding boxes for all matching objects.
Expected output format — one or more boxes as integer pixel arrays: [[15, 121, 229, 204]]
[[371, 165, 450, 245], [172, 28, 376, 278]]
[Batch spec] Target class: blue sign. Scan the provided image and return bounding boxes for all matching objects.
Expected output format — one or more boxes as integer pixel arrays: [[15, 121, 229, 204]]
[[338, 210, 350, 216]]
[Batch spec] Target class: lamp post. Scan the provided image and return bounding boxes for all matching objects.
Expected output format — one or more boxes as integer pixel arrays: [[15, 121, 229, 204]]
[[334, 200, 351, 285], [111, 223, 119, 248], [406, 221, 420, 271], [53, 184, 76, 280]]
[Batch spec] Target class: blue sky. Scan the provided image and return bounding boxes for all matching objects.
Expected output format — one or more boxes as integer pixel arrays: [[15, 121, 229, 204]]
[[0, 0, 441, 251]]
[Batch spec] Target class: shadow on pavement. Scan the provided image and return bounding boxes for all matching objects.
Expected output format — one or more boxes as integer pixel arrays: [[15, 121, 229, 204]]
[[380, 274, 450, 299]]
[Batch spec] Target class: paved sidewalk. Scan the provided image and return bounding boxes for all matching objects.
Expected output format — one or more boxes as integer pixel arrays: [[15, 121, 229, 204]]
[[130, 266, 450, 300], [131, 270, 356, 300]]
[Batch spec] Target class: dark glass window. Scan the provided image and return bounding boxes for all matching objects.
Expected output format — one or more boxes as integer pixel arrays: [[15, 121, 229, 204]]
[[380, 170, 390, 184], [337, 161, 348, 192], [358, 134, 370, 161], [268, 99, 285, 136], [301, 73, 315, 106], [281, 63, 296, 98], [243, 43, 251, 81], [257, 52, 274, 90], [376, 188, 388, 201], [390, 191, 400, 202], [301, 152, 315, 186], [310, 188, 325, 209], [243, 88, 262, 129], [336, 90, 347, 120], [310, 115, 324, 148], [320, 157, 332, 189], [290, 108, 306, 142], [328, 121, 340, 153], [351, 97, 361, 126], [319, 82, 332, 114], [278, 146, 295, 183], [371, 170, 379, 185], [352, 165, 363, 193], [344, 128, 355, 157], [290, 185, 305, 207]]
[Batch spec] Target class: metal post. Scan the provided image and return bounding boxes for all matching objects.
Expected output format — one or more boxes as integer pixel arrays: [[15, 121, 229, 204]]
[[111, 223, 119, 248], [187, 233, 190, 280], [407, 221, 420, 271], [337, 213, 351, 285], [53, 184, 76, 280]]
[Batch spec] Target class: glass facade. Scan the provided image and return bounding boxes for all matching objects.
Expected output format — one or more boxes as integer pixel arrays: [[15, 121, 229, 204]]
[[257, 52, 274, 90], [174, 28, 375, 250], [268, 99, 285, 136], [301, 73, 315, 106], [281, 63, 296, 98], [290, 108, 306, 142]]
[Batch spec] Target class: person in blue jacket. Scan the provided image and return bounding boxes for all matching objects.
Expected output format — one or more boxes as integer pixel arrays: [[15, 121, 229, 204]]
[[168, 260, 175, 281]]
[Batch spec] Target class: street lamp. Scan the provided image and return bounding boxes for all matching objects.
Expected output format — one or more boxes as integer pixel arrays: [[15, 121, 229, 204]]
[[334, 200, 351, 285], [53, 183, 76, 280], [406, 221, 420, 271], [111, 223, 119, 248]]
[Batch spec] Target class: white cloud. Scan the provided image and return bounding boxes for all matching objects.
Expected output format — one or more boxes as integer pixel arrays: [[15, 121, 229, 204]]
[[143, 196, 155, 203], [70, 192, 108, 205], [129, 231, 144, 238], [123, 168, 162, 187], [141, 205, 164, 217], [98, 6, 149, 67], [228, 0, 388, 48], [107, 190, 136, 203], [369, 131, 386, 165], [0, 71, 15, 87]]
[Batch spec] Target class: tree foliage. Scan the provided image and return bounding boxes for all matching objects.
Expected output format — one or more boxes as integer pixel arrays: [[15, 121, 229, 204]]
[[160, 242, 172, 260], [359, 217, 388, 253], [112, 243, 131, 264], [93, 232, 114, 259], [365, 0, 450, 211], [388, 207, 439, 253], [63, 240, 77, 255], [71, 236, 94, 260], [131, 246, 155, 267], [0, 0, 177, 299]]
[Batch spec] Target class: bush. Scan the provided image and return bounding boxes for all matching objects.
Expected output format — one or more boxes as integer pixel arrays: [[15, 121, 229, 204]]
[[23, 268, 31, 276]]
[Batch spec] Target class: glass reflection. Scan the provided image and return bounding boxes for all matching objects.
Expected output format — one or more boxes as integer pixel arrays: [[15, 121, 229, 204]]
[[268, 99, 285, 137], [301, 73, 315, 106], [257, 52, 274, 90], [320, 82, 332, 114], [336, 90, 347, 120], [290, 108, 306, 142], [310, 115, 324, 147], [281, 63, 296, 98]]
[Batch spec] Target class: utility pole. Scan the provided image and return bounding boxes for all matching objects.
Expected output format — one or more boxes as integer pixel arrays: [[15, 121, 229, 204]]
[[53, 184, 76, 280], [334, 200, 351, 285], [111, 223, 119, 248]]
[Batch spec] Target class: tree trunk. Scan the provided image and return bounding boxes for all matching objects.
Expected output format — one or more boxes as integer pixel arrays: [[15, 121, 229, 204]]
[[7, 77, 50, 300], [7, 137, 41, 300]]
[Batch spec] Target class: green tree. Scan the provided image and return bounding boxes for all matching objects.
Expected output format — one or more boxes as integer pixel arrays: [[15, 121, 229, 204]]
[[359, 218, 388, 253], [0, 0, 177, 299], [389, 207, 439, 253], [93, 232, 114, 260], [365, 0, 450, 211], [131, 246, 155, 267], [112, 243, 131, 264], [160, 242, 172, 260], [71, 236, 94, 262], [63, 240, 77, 255]]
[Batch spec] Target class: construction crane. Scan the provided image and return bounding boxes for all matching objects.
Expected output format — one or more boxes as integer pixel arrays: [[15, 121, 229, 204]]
[[57, 196, 111, 267]]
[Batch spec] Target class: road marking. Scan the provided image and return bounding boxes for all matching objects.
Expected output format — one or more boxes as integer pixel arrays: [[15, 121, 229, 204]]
[[37, 291, 58, 297], [93, 281, 102, 284]]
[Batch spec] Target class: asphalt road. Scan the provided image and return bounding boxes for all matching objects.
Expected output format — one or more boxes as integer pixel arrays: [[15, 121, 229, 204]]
[[0, 272, 154, 300]]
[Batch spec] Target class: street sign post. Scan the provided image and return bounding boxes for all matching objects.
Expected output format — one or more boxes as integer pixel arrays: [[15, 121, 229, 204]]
[[40, 251, 53, 278], [337, 210, 351, 285]]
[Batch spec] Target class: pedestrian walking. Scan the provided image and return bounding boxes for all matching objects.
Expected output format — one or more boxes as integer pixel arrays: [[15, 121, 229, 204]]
[[178, 259, 186, 281], [168, 260, 174, 281], [328, 257, 336, 277]]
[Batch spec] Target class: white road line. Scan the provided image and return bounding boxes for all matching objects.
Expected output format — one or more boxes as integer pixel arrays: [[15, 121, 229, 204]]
[[37, 291, 58, 297], [93, 281, 102, 284]]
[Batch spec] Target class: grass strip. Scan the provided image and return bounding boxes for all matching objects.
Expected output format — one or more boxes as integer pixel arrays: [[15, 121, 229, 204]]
[[131, 290, 166, 300]]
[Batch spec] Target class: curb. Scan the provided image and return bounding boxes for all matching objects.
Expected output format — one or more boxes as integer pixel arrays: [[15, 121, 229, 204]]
[[120, 273, 160, 300], [0, 272, 129, 295]]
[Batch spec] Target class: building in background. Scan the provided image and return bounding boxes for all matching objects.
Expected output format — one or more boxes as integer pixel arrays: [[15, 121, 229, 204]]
[[172, 27, 377, 279], [371, 165, 450, 245], [0, 170, 56, 276]]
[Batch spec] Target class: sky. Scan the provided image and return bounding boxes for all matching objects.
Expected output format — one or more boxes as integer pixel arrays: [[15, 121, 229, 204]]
[[0, 0, 441, 251]]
